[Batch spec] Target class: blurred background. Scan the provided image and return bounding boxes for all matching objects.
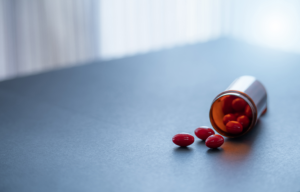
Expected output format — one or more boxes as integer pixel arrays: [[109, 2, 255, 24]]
[[1, 0, 300, 80]]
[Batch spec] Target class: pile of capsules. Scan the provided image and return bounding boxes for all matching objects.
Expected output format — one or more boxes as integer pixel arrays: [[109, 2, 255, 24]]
[[172, 127, 224, 149], [172, 96, 252, 149], [221, 95, 252, 135]]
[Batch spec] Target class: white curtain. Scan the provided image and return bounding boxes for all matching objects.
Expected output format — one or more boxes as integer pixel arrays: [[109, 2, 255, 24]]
[[0, 0, 99, 80], [1, 0, 300, 80], [0, 0, 230, 80], [99, 0, 229, 59]]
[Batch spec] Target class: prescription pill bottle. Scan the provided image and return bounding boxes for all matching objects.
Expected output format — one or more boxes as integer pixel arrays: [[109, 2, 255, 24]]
[[209, 76, 267, 138]]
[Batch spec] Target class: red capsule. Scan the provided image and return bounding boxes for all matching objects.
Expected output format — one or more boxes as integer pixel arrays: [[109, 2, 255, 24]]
[[244, 105, 252, 118], [223, 114, 236, 125], [237, 115, 250, 128], [232, 98, 247, 112], [194, 127, 215, 140], [226, 121, 243, 134], [221, 95, 235, 114], [172, 133, 194, 147], [205, 134, 224, 149]]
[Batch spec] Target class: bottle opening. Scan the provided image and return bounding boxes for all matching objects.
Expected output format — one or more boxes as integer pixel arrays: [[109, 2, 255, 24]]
[[210, 94, 255, 138]]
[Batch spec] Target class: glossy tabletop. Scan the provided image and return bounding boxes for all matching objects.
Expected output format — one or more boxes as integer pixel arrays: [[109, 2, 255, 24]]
[[0, 38, 299, 192]]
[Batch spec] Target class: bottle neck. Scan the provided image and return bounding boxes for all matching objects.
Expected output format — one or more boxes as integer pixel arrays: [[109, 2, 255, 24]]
[[209, 91, 257, 138]]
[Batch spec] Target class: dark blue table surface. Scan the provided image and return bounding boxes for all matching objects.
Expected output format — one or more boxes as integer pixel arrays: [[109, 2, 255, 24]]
[[0, 38, 299, 192]]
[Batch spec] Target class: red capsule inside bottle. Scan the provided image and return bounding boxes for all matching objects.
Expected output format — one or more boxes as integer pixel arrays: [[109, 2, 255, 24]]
[[194, 126, 215, 140], [223, 114, 236, 125], [244, 105, 252, 119], [232, 98, 247, 112], [205, 134, 224, 149], [226, 121, 243, 134], [221, 95, 235, 114], [172, 133, 194, 147], [237, 115, 250, 128]]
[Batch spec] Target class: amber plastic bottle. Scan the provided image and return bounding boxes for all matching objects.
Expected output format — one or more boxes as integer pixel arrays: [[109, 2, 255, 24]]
[[209, 76, 267, 138]]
